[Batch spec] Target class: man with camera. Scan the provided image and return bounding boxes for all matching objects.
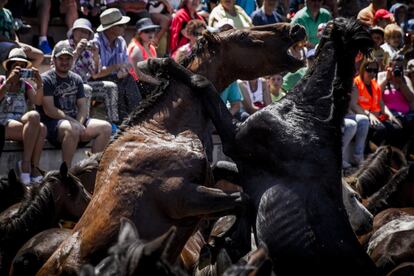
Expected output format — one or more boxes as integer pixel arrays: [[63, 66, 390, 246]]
[[38, 41, 112, 167]]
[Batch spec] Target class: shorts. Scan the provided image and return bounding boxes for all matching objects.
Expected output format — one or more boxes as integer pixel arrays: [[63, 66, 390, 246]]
[[44, 118, 90, 149]]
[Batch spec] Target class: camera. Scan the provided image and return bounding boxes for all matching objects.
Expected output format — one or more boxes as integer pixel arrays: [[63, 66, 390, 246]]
[[393, 66, 402, 77], [86, 41, 94, 50], [20, 68, 33, 79]]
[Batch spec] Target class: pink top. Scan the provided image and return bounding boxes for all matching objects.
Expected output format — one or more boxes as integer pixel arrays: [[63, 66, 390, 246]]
[[383, 87, 410, 114]]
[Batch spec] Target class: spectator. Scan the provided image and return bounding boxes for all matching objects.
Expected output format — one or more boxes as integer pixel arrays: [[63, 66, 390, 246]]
[[405, 59, 414, 110], [148, 1, 173, 55], [170, 0, 204, 56], [128, 17, 164, 94], [289, 0, 304, 17], [282, 47, 316, 93], [172, 19, 205, 62], [402, 19, 414, 62], [390, 3, 408, 28], [268, 74, 285, 102], [238, 78, 271, 114], [381, 23, 403, 59], [37, 0, 78, 54], [208, 0, 252, 29], [370, 26, 390, 71], [66, 18, 120, 129], [373, 9, 394, 29], [251, 0, 283, 26], [353, 57, 402, 148], [93, 8, 142, 120], [0, 0, 44, 68], [235, 0, 256, 16], [291, 0, 332, 48], [0, 48, 45, 185], [79, 0, 107, 27], [358, 0, 388, 27], [38, 41, 112, 167], [221, 81, 247, 121]]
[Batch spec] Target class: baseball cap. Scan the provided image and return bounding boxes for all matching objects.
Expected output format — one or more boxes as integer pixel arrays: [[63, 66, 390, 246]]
[[374, 9, 393, 21], [52, 40, 74, 58]]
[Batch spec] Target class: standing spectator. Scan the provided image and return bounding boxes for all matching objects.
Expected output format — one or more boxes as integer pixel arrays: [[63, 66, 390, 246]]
[[93, 8, 142, 120], [172, 19, 205, 62], [370, 26, 390, 71], [208, 0, 252, 29], [170, 0, 204, 56], [66, 18, 120, 128], [373, 9, 394, 29], [37, 0, 79, 54], [0, 0, 44, 68], [291, 0, 332, 48], [38, 41, 112, 167], [358, 0, 388, 27], [128, 17, 164, 94], [268, 74, 285, 102], [0, 48, 45, 185], [251, 0, 283, 26], [238, 78, 271, 114], [381, 23, 403, 59]]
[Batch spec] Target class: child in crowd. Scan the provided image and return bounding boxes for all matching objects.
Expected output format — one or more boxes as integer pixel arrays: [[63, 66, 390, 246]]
[[268, 74, 285, 102], [370, 26, 389, 71], [172, 19, 205, 63], [381, 23, 403, 59], [0, 48, 45, 185]]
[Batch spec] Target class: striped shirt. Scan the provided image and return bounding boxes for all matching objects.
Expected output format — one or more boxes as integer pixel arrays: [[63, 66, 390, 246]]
[[93, 32, 128, 75]]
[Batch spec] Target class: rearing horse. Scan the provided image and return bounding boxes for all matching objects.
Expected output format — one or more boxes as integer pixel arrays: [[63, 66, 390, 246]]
[[38, 23, 306, 275]]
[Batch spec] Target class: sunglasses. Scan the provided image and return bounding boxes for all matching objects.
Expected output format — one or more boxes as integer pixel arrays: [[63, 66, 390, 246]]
[[365, 67, 379, 74], [142, 29, 156, 34]]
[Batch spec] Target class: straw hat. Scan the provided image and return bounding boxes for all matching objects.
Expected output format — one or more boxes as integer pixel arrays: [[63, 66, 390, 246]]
[[67, 18, 94, 39], [97, 8, 130, 32], [2, 48, 32, 70]]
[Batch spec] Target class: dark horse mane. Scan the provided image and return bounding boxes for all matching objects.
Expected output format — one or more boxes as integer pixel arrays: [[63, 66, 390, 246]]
[[355, 146, 407, 198], [365, 164, 414, 214], [0, 170, 24, 212], [0, 169, 78, 244]]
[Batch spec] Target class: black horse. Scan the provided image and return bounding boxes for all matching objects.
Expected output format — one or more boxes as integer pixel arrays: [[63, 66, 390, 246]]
[[179, 18, 377, 275]]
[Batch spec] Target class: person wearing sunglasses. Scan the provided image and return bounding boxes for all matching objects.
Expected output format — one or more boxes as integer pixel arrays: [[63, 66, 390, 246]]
[[350, 57, 402, 151], [172, 19, 206, 63]]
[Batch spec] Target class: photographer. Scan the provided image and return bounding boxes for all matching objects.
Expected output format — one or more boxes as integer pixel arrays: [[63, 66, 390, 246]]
[[65, 18, 120, 129], [0, 48, 45, 185]]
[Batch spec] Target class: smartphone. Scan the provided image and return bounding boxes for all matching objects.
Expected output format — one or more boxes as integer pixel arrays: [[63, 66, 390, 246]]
[[20, 68, 33, 79]]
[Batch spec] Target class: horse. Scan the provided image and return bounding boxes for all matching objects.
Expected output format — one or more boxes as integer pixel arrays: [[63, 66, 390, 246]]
[[0, 163, 91, 275], [345, 146, 407, 198], [364, 164, 414, 215], [194, 18, 377, 275], [342, 180, 373, 235], [79, 218, 188, 276], [0, 170, 25, 213], [69, 152, 102, 194], [38, 22, 307, 275], [222, 247, 274, 276]]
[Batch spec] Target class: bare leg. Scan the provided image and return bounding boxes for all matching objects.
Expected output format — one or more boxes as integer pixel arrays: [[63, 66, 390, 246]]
[[37, 0, 51, 37], [31, 123, 46, 174], [151, 13, 171, 45], [80, 118, 111, 153], [58, 120, 80, 167], [60, 0, 78, 29], [20, 111, 43, 172]]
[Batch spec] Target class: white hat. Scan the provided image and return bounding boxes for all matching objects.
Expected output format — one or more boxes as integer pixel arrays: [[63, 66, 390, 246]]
[[2, 48, 32, 70], [97, 8, 130, 32], [67, 18, 94, 39]]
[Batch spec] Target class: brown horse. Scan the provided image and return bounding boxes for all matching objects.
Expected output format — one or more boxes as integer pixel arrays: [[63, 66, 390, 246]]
[[38, 23, 306, 275]]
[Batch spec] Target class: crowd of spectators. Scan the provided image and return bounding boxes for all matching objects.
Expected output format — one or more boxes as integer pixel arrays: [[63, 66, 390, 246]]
[[1, 0, 414, 183]]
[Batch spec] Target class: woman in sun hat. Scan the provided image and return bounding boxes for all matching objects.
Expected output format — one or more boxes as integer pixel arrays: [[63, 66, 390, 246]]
[[0, 48, 46, 185], [64, 17, 120, 130]]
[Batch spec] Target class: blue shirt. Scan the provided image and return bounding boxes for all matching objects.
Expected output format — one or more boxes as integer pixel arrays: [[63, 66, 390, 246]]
[[220, 82, 242, 105], [93, 32, 128, 69], [236, 0, 256, 17], [251, 8, 283, 26]]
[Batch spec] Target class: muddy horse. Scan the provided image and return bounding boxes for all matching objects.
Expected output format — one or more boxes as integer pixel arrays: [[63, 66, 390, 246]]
[[192, 18, 378, 275], [38, 23, 306, 275]]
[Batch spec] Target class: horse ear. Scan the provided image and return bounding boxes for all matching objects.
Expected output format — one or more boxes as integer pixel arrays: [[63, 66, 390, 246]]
[[60, 162, 69, 178], [143, 226, 176, 259], [118, 217, 139, 244]]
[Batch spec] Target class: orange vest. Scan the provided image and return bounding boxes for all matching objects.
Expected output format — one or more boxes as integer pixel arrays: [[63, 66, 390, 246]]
[[128, 38, 157, 81], [354, 75, 381, 113]]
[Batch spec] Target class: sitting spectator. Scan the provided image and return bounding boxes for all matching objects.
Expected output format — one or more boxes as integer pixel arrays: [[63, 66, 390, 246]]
[[94, 8, 142, 121], [381, 23, 403, 60], [358, 0, 387, 27], [373, 9, 394, 29], [0, 48, 45, 185], [37, 41, 112, 167], [238, 78, 271, 114], [128, 17, 164, 94], [0, 0, 44, 67], [221, 81, 248, 121], [37, 0, 78, 54], [353, 57, 403, 148], [291, 0, 332, 48], [170, 0, 204, 56], [390, 3, 408, 29], [268, 74, 285, 102], [251, 0, 283, 26], [172, 19, 205, 62], [370, 26, 389, 71], [208, 0, 252, 29], [66, 18, 120, 129]]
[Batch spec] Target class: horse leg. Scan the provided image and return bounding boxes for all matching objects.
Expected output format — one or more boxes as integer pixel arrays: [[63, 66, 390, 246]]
[[163, 183, 248, 219]]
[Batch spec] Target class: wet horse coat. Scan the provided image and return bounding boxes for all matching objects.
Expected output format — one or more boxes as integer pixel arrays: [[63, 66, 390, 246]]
[[38, 23, 306, 275]]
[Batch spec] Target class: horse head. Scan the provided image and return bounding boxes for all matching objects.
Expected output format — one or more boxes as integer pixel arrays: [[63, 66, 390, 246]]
[[183, 23, 307, 91], [43, 163, 91, 221]]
